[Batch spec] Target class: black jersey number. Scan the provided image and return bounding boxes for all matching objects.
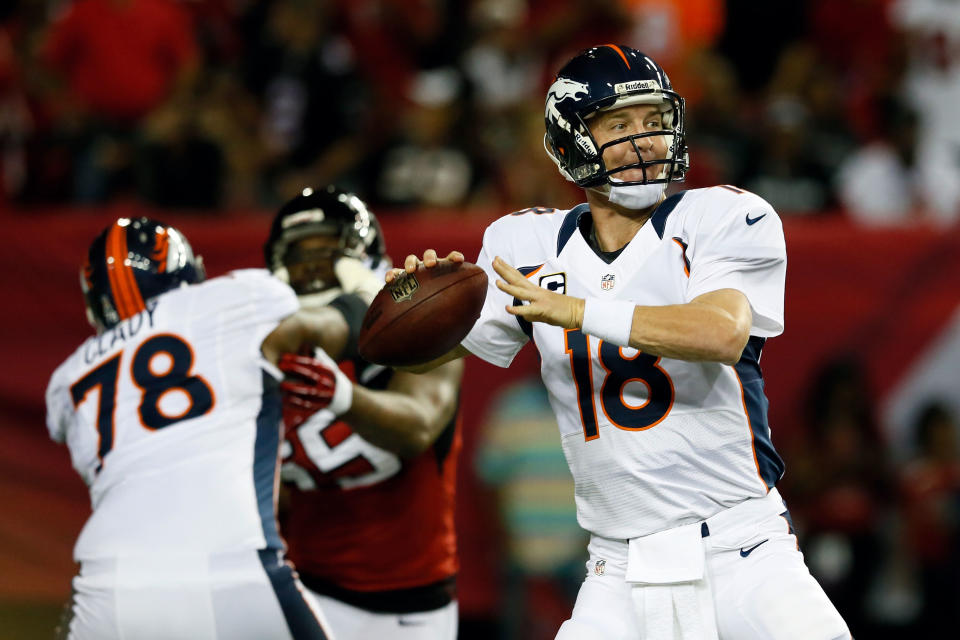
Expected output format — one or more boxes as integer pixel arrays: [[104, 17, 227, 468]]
[[70, 334, 215, 469], [564, 329, 674, 440]]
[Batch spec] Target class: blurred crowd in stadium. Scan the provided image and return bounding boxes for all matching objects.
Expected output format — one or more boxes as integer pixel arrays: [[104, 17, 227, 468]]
[[4, 0, 960, 638], [2, 0, 960, 225]]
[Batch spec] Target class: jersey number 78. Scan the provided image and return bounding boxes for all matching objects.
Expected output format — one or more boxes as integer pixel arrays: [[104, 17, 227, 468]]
[[69, 334, 215, 471]]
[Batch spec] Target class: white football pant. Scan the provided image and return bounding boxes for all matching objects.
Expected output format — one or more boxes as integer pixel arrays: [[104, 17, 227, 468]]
[[556, 489, 851, 640], [63, 550, 333, 639]]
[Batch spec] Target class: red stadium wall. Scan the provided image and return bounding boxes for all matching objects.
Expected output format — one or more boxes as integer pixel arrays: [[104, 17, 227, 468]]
[[2, 206, 959, 617]]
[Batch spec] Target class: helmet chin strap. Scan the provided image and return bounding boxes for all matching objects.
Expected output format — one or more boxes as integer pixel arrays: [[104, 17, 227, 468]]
[[601, 179, 667, 210]]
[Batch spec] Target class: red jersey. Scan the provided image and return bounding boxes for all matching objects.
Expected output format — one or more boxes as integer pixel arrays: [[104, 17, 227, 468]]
[[279, 360, 460, 613]]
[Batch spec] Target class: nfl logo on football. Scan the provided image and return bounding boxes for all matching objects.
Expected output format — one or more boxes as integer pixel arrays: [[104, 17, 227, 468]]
[[600, 274, 616, 291]]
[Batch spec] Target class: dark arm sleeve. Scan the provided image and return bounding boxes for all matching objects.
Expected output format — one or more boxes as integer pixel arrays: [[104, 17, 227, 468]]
[[328, 292, 368, 360]]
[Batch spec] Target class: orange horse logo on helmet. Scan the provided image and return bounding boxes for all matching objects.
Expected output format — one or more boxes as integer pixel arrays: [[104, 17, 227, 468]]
[[151, 228, 170, 273]]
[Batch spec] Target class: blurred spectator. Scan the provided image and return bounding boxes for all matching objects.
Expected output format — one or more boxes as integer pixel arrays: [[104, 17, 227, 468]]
[[619, 0, 725, 107], [716, 0, 806, 93], [899, 401, 960, 635], [481, 102, 580, 210], [742, 96, 835, 214], [340, 0, 466, 100], [836, 97, 920, 224], [461, 0, 542, 113], [0, 18, 30, 203], [525, 0, 627, 75], [742, 43, 858, 214], [476, 379, 586, 640], [683, 52, 752, 188], [136, 82, 225, 208], [354, 67, 487, 209], [785, 356, 893, 637], [240, 0, 370, 202], [43, 0, 197, 123], [41, 0, 198, 202], [889, 0, 960, 224], [807, 0, 901, 142]]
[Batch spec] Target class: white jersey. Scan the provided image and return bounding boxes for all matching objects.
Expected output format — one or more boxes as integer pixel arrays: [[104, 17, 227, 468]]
[[45, 269, 299, 561], [462, 187, 787, 539]]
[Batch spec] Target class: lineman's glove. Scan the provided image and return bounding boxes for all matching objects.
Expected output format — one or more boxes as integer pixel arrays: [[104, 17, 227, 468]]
[[279, 349, 353, 428]]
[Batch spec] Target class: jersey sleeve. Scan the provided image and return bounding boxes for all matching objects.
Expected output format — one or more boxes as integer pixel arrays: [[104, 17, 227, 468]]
[[221, 270, 299, 376], [45, 362, 73, 444], [686, 195, 786, 337], [461, 222, 530, 367], [228, 269, 300, 326]]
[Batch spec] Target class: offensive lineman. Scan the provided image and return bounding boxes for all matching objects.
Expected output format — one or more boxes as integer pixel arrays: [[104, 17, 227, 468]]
[[45, 218, 341, 639], [388, 46, 851, 639], [264, 187, 464, 640]]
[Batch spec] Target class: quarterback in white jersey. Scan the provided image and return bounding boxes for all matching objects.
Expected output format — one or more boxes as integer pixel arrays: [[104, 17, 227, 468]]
[[45, 218, 341, 640], [389, 46, 850, 639]]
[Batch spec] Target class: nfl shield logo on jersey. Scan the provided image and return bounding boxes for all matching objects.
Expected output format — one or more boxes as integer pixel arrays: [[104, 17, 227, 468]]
[[594, 559, 606, 576], [600, 274, 615, 291]]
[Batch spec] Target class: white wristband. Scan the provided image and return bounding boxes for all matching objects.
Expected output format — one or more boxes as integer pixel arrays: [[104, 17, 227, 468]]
[[328, 365, 354, 416], [581, 297, 635, 347], [313, 348, 354, 416]]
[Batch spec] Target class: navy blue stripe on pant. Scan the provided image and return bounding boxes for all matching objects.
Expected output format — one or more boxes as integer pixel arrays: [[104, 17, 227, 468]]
[[258, 549, 330, 639]]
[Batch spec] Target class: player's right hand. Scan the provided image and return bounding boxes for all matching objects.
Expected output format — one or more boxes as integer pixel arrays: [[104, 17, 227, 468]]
[[278, 351, 354, 426], [385, 249, 464, 283]]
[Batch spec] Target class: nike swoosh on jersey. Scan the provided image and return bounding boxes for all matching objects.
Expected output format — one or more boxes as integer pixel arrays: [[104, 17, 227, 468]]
[[739, 539, 769, 557], [745, 213, 767, 226]]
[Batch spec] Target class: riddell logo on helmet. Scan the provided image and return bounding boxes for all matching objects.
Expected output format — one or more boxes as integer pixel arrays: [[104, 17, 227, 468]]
[[615, 80, 660, 93]]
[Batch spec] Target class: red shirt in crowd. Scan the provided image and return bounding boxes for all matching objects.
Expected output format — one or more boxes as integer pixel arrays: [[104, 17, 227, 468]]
[[43, 0, 196, 123]]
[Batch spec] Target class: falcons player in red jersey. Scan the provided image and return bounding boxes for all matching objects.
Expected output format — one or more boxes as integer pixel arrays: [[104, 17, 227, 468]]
[[265, 186, 464, 640]]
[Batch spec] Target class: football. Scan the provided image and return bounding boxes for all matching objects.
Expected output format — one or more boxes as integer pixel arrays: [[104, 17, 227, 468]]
[[358, 261, 488, 367]]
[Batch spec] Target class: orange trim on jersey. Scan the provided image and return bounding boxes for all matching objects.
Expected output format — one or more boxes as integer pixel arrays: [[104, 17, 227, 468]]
[[510, 207, 558, 216], [106, 222, 146, 319], [780, 513, 800, 551], [734, 368, 768, 491], [672, 238, 690, 277], [292, 575, 333, 635], [524, 265, 544, 279], [718, 184, 746, 195], [603, 44, 631, 69]]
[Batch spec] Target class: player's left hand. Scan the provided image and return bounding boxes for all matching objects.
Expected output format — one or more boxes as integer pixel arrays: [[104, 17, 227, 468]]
[[492, 256, 584, 329]]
